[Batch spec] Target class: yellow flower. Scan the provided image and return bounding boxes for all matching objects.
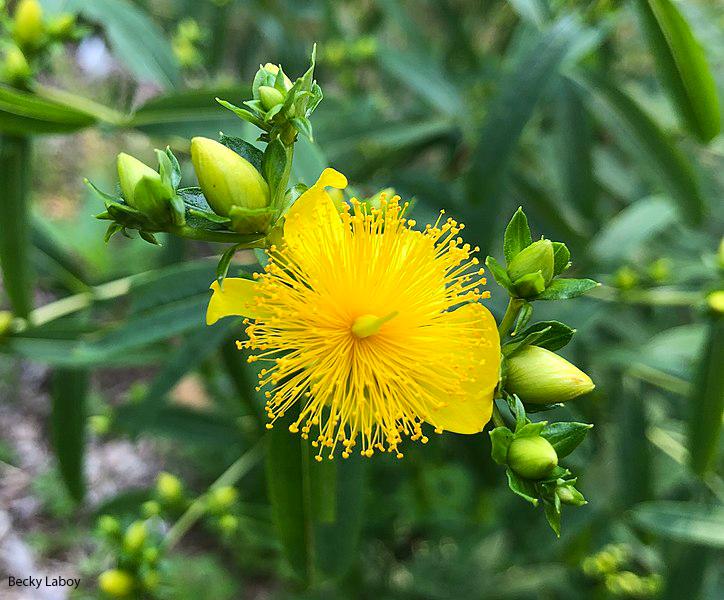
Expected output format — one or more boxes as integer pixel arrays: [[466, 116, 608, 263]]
[[207, 169, 500, 459]]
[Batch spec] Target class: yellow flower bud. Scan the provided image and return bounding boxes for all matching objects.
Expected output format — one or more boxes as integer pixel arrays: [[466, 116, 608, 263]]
[[13, 0, 44, 51], [508, 239, 554, 285], [190, 137, 270, 215], [707, 290, 724, 314], [116, 153, 171, 220], [0, 311, 14, 336], [123, 521, 147, 553], [47, 13, 76, 39], [258, 85, 285, 110], [2, 46, 31, 83], [207, 486, 238, 513], [507, 435, 558, 479], [155, 471, 183, 503], [262, 62, 293, 90], [98, 569, 135, 597], [141, 500, 161, 517], [505, 345, 594, 404]]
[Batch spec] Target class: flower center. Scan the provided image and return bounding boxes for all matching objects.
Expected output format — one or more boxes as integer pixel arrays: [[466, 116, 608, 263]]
[[351, 311, 399, 338]]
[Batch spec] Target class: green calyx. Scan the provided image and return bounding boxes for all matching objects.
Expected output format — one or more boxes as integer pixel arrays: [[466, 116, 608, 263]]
[[508, 239, 554, 286], [117, 152, 176, 224]]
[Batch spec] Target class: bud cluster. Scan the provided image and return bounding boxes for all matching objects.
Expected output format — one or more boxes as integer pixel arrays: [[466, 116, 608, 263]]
[[582, 544, 663, 598], [1, 0, 83, 87]]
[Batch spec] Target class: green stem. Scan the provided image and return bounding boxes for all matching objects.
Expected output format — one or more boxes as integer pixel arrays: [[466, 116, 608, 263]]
[[168, 226, 267, 245], [163, 439, 265, 551], [497, 298, 523, 337]]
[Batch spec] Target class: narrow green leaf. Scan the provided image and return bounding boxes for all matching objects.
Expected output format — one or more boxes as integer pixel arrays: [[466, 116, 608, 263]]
[[630, 501, 724, 548], [485, 255, 515, 293], [575, 72, 706, 225], [687, 318, 724, 475], [506, 468, 539, 506], [0, 135, 33, 318], [519, 320, 575, 351], [0, 85, 97, 134], [535, 278, 598, 300], [50, 368, 89, 502], [542, 498, 561, 537], [540, 422, 592, 458], [503, 207, 533, 264], [636, 0, 720, 142]]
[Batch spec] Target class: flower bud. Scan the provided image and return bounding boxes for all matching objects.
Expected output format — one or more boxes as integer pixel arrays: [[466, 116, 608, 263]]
[[97, 515, 121, 538], [47, 13, 76, 39], [508, 239, 554, 285], [88, 414, 110, 435], [141, 500, 161, 518], [155, 471, 183, 503], [262, 63, 293, 90], [143, 546, 160, 565], [556, 482, 587, 506], [207, 486, 238, 514], [116, 153, 172, 221], [0, 311, 14, 336], [507, 435, 558, 479], [13, 0, 44, 51], [706, 290, 724, 314], [258, 85, 285, 111], [614, 265, 638, 290], [2, 46, 31, 83], [505, 345, 594, 404], [98, 569, 135, 598], [190, 137, 270, 216], [123, 521, 147, 553], [218, 514, 239, 533]]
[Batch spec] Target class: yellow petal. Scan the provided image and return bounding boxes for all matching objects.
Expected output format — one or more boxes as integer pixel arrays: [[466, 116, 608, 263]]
[[283, 168, 347, 261], [428, 303, 501, 434], [206, 278, 266, 324]]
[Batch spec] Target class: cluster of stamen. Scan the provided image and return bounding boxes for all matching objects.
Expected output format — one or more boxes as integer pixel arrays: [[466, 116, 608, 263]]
[[239, 194, 490, 460]]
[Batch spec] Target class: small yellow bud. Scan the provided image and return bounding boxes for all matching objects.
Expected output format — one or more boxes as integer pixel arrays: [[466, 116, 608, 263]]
[[13, 0, 44, 51], [190, 137, 270, 215], [508, 239, 554, 285], [262, 62, 293, 90], [116, 153, 171, 220], [507, 435, 558, 479], [98, 569, 135, 597], [2, 46, 31, 83], [88, 414, 110, 435], [258, 85, 285, 111], [47, 13, 76, 39], [155, 471, 183, 503], [707, 290, 724, 314], [614, 265, 638, 290], [141, 500, 161, 517], [505, 345, 594, 404], [97, 515, 121, 538], [207, 486, 238, 513], [123, 521, 147, 553], [218, 514, 239, 533], [0, 311, 14, 336]]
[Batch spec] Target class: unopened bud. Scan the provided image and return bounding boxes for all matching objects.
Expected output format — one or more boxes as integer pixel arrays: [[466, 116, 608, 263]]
[[505, 345, 594, 404], [258, 85, 285, 111], [508, 239, 554, 285], [218, 514, 239, 533], [207, 486, 238, 513], [614, 265, 638, 290], [141, 500, 161, 518], [2, 46, 31, 83], [155, 471, 183, 503], [98, 569, 135, 598], [262, 62, 293, 90], [116, 153, 172, 221], [707, 290, 724, 314], [0, 311, 14, 336], [88, 414, 110, 435], [143, 546, 160, 565], [97, 515, 121, 538], [123, 521, 147, 553], [556, 482, 587, 506], [13, 0, 44, 51], [47, 13, 76, 39], [191, 137, 270, 215], [507, 435, 558, 479]]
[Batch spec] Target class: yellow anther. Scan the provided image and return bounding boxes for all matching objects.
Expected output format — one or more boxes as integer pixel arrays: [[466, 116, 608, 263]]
[[351, 311, 399, 338]]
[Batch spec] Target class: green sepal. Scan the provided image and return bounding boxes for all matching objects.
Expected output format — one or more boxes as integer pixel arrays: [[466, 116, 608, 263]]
[[503, 207, 532, 264], [552, 242, 571, 276], [542, 496, 561, 537], [512, 271, 546, 298], [540, 422, 593, 458], [84, 178, 122, 205], [502, 325, 552, 357], [228, 205, 276, 234], [535, 278, 599, 300], [489, 427, 514, 465], [104, 222, 123, 242], [506, 468, 539, 506], [485, 255, 515, 294], [139, 231, 160, 245], [512, 301, 533, 336], [216, 244, 243, 285], [514, 421, 547, 438], [216, 98, 267, 130]]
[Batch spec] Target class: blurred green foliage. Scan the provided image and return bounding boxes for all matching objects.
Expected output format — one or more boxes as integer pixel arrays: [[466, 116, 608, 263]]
[[0, 0, 722, 598]]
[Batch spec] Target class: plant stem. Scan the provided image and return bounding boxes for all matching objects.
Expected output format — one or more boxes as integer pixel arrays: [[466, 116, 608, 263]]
[[163, 439, 265, 551], [497, 297, 523, 337], [168, 226, 267, 245]]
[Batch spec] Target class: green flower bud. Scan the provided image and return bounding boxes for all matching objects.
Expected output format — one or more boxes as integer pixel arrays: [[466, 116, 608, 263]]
[[116, 153, 172, 221], [13, 0, 44, 51], [98, 569, 135, 598], [123, 521, 147, 553], [261, 62, 293, 90], [0, 311, 14, 336], [207, 486, 238, 514], [143, 546, 160, 565], [155, 471, 183, 503], [88, 414, 111, 435], [505, 345, 595, 404], [507, 435, 558, 479], [218, 514, 239, 533], [556, 481, 587, 506], [190, 137, 270, 216], [508, 239, 554, 285], [2, 46, 31, 83], [97, 515, 121, 538], [258, 85, 285, 111], [614, 265, 638, 290], [706, 290, 724, 314], [47, 13, 76, 39], [141, 500, 161, 518]]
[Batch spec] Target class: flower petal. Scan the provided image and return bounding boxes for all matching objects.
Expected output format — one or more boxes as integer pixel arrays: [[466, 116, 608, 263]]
[[206, 278, 265, 324], [283, 168, 347, 258], [428, 303, 501, 434]]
